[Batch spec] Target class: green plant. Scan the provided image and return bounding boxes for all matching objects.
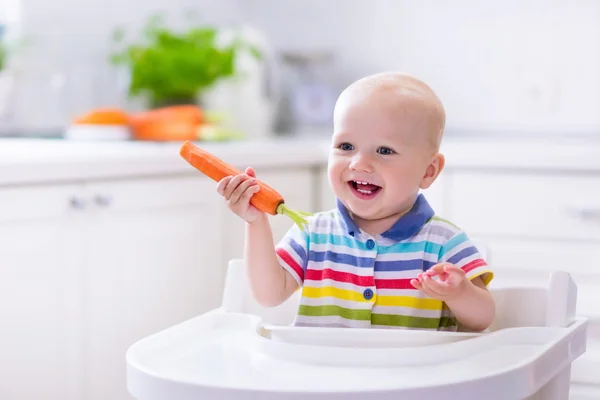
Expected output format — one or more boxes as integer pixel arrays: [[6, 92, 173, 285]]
[[110, 14, 261, 108], [0, 43, 6, 71]]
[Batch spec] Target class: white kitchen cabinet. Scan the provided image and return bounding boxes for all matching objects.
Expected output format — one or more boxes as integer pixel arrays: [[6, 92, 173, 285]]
[[444, 169, 600, 394], [0, 184, 86, 400], [82, 176, 222, 400], [447, 171, 600, 241], [220, 167, 315, 263], [445, 170, 600, 277], [570, 383, 600, 400], [0, 175, 224, 400]]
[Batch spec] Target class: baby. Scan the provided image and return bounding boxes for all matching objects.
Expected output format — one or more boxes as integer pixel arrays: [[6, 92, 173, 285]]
[[217, 72, 495, 332]]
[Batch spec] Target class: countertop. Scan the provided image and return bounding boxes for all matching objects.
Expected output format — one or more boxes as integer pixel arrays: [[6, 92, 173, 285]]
[[1, 135, 600, 186]]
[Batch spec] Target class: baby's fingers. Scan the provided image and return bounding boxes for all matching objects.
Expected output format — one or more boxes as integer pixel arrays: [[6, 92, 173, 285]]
[[222, 174, 248, 199], [410, 278, 422, 290], [420, 274, 448, 297], [245, 166, 257, 178], [229, 177, 258, 205], [444, 264, 466, 276], [216, 176, 232, 196], [443, 265, 467, 285], [413, 276, 440, 299], [426, 263, 446, 276], [240, 183, 260, 204], [426, 263, 453, 280]]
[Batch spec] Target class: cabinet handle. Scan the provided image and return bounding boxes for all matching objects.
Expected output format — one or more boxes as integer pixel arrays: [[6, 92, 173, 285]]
[[94, 194, 113, 207], [69, 196, 87, 210], [566, 208, 600, 222]]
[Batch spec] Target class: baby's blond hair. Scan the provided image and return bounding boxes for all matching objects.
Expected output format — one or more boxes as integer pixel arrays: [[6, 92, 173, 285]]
[[336, 72, 446, 150]]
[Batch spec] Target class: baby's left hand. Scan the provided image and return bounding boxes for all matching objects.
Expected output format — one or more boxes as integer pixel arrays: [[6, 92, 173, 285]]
[[410, 263, 469, 301]]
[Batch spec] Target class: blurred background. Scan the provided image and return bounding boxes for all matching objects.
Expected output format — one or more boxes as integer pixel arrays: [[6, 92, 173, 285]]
[[1, 0, 599, 139], [1, 1, 600, 400]]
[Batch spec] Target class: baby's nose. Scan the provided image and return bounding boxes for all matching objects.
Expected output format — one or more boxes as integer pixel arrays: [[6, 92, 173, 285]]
[[350, 154, 374, 171]]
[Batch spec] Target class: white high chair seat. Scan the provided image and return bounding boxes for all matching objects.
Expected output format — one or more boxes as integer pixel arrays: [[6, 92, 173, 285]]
[[126, 258, 588, 400]]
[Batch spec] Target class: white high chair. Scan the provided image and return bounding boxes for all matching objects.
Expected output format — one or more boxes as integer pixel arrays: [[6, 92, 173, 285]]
[[126, 258, 588, 400]]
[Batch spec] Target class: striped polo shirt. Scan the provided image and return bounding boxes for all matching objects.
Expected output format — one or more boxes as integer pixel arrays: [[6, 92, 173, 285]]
[[275, 193, 493, 331]]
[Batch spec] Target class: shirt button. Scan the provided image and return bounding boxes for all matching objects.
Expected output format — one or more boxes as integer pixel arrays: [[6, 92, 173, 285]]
[[366, 239, 375, 250], [363, 288, 374, 300]]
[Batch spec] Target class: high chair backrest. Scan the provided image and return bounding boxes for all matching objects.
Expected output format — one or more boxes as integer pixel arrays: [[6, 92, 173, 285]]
[[221, 259, 578, 329], [221, 259, 301, 326]]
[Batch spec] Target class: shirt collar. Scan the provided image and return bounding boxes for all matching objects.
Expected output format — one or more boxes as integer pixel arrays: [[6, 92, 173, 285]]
[[336, 193, 434, 241]]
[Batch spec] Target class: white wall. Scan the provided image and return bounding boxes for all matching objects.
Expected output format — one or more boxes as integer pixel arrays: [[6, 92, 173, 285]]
[[241, 0, 600, 136], [7, 0, 600, 136], [392, 0, 600, 135]]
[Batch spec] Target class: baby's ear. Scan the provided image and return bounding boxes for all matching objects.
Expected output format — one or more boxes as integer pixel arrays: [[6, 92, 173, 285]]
[[419, 153, 445, 189]]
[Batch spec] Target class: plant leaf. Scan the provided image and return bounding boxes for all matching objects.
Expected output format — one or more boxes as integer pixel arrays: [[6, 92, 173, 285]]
[[108, 14, 255, 105]]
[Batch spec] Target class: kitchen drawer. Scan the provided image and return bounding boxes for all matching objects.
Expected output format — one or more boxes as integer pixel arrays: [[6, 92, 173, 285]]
[[448, 172, 600, 241], [570, 384, 600, 400], [86, 175, 215, 211], [481, 237, 600, 278], [0, 183, 83, 223]]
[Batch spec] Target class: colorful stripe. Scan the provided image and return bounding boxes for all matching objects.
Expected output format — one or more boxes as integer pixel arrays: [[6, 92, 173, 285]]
[[275, 248, 304, 283], [305, 268, 375, 286], [275, 196, 493, 331]]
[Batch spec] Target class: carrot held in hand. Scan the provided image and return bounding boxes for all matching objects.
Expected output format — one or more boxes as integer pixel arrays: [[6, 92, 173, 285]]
[[179, 141, 312, 229]]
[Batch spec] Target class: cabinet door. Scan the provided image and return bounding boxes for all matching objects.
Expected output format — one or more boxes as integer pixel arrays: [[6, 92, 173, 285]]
[[0, 184, 85, 400], [83, 175, 223, 400], [221, 167, 315, 263], [447, 171, 600, 241]]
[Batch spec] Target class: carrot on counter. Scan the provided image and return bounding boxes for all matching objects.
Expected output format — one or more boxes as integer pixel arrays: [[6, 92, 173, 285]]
[[179, 141, 312, 229], [132, 105, 204, 124], [73, 107, 130, 125], [129, 105, 204, 141]]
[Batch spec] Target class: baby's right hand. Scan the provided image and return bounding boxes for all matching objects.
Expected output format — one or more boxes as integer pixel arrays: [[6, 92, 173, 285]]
[[216, 166, 264, 223]]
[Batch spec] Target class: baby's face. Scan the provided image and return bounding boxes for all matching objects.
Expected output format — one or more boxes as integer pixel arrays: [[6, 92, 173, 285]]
[[328, 93, 440, 222]]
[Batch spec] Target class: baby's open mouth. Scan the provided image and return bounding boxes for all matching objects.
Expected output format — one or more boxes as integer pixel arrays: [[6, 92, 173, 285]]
[[348, 180, 382, 199]]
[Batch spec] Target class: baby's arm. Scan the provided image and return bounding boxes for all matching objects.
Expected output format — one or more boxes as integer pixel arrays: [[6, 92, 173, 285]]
[[245, 214, 299, 307], [412, 265, 494, 332], [443, 274, 495, 332], [216, 166, 298, 307], [411, 231, 495, 332]]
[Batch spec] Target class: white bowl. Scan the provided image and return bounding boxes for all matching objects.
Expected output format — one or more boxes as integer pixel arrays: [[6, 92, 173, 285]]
[[64, 124, 131, 141]]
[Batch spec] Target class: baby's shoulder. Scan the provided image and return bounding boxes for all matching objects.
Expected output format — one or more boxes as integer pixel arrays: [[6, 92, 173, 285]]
[[419, 214, 466, 243]]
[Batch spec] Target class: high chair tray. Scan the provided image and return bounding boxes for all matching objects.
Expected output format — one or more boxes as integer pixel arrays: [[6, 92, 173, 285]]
[[126, 308, 587, 400]]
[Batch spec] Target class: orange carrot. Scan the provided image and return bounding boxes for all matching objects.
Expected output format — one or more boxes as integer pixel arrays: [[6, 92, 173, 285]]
[[179, 141, 312, 227], [73, 107, 130, 125]]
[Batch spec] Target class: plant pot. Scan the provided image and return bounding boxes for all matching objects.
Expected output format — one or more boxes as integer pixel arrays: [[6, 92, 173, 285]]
[[149, 96, 200, 109]]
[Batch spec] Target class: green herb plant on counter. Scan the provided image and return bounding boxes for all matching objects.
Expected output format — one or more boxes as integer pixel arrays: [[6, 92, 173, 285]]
[[0, 43, 6, 71], [109, 13, 261, 109], [0, 24, 7, 71]]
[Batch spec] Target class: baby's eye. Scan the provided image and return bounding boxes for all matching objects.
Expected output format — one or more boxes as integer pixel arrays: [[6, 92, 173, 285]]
[[338, 142, 354, 151], [377, 147, 395, 155]]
